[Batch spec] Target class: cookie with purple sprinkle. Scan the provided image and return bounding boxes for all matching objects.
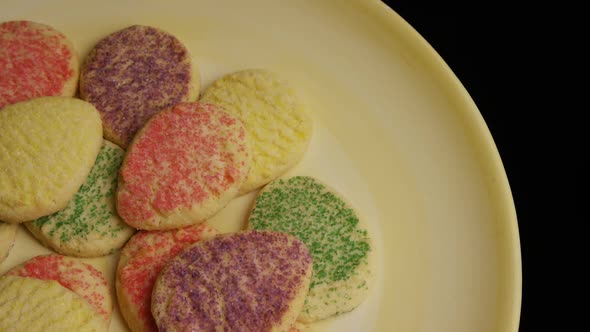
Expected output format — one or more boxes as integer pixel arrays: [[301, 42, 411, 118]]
[[248, 176, 373, 322], [151, 230, 313, 332], [80, 25, 199, 148]]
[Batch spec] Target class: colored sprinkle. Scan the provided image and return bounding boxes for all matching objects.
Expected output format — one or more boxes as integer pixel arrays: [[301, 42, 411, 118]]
[[118, 224, 218, 332], [117, 103, 249, 229], [6, 254, 111, 321], [249, 176, 371, 288], [152, 231, 312, 332], [29, 141, 133, 255], [0, 21, 75, 109], [80, 25, 193, 146]]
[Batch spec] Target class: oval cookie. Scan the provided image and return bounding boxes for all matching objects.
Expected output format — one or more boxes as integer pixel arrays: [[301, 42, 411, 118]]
[[201, 69, 312, 194], [0, 275, 107, 332], [0, 222, 18, 264], [0, 96, 103, 223], [248, 176, 372, 322], [117, 102, 250, 230], [117, 224, 218, 332], [5, 254, 113, 322], [80, 25, 198, 148], [26, 140, 135, 257], [151, 230, 312, 332], [0, 20, 79, 109]]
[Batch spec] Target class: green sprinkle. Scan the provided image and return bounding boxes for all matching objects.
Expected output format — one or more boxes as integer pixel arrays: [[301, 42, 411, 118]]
[[249, 176, 371, 288], [26, 141, 133, 255]]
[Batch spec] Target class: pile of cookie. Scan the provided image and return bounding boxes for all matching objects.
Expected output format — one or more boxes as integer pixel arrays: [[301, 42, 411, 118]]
[[0, 21, 372, 332]]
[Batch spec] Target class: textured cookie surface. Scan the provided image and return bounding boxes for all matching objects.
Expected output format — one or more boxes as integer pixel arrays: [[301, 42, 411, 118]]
[[248, 176, 372, 322], [117, 224, 218, 332], [152, 230, 312, 332], [201, 69, 312, 194], [80, 25, 198, 147], [0, 20, 79, 109], [0, 222, 18, 263], [0, 275, 107, 332], [6, 254, 113, 322], [26, 140, 135, 257], [117, 102, 250, 230], [0, 97, 103, 223]]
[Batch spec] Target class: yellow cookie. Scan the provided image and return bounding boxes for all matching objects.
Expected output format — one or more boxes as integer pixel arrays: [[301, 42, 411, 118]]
[[26, 140, 135, 257], [0, 96, 103, 223], [0, 222, 17, 263], [201, 69, 312, 194], [0, 275, 107, 332], [6, 254, 113, 323]]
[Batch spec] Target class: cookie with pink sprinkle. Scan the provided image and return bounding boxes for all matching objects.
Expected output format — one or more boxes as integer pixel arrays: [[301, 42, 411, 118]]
[[116, 223, 218, 332], [151, 230, 313, 332], [116, 102, 250, 230], [0, 21, 78, 109], [5, 254, 113, 323]]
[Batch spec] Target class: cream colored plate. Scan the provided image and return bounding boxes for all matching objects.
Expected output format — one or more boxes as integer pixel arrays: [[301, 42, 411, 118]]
[[0, 1, 521, 331]]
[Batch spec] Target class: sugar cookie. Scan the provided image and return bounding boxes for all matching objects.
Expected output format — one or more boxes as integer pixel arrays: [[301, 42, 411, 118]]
[[117, 102, 249, 230], [0, 20, 78, 109], [0, 275, 107, 332], [248, 176, 372, 322], [116, 224, 218, 332], [151, 230, 312, 332], [80, 25, 198, 147], [0, 96, 102, 223], [26, 140, 135, 257], [6, 254, 113, 322], [201, 69, 312, 194]]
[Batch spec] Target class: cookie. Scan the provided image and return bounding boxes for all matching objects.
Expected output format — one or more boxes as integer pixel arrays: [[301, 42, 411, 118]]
[[25, 140, 135, 257], [0, 275, 107, 332], [151, 230, 312, 332], [116, 224, 218, 332], [248, 176, 372, 322], [0, 222, 18, 263], [0, 20, 79, 109], [0, 96, 103, 223], [201, 69, 312, 194], [117, 102, 250, 230], [5, 254, 113, 323], [80, 25, 198, 148]]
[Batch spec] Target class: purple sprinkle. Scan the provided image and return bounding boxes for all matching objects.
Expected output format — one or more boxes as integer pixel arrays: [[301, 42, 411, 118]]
[[153, 231, 312, 331], [80, 25, 193, 147]]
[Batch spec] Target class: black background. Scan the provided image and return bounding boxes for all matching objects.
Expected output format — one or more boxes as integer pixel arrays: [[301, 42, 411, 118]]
[[382, 2, 535, 331]]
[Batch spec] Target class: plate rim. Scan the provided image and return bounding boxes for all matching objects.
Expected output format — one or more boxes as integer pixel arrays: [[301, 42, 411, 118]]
[[364, 0, 522, 330]]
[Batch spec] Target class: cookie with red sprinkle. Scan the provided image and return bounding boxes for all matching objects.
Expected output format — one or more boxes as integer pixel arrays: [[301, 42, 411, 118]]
[[116, 223, 218, 332], [5, 254, 113, 323], [0, 21, 79, 109], [151, 230, 313, 332], [116, 102, 250, 230], [80, 25, 199, 148]]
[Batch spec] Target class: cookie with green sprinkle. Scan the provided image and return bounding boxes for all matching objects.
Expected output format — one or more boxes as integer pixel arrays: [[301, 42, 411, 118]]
[[25, 140, 135, 257], [248, 176, 373, 323]]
